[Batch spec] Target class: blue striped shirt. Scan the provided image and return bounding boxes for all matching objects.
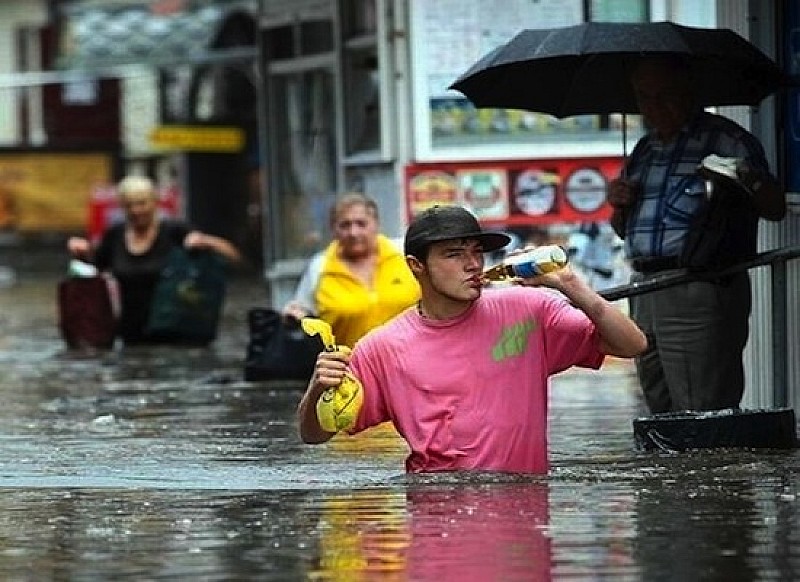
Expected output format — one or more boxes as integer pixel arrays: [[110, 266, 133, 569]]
[[622, 111, 768, 259]]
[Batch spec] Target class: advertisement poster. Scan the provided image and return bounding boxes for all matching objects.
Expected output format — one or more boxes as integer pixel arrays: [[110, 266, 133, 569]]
[[405, 157, 622, 226], [0, 152, 114, 232]]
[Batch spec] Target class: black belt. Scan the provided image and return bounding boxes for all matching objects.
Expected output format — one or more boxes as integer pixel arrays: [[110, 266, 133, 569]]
[[631, 256, 680, 273]]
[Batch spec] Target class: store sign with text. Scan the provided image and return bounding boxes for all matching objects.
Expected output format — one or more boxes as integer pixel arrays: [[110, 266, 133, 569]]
[[405, 157, 623, 226]]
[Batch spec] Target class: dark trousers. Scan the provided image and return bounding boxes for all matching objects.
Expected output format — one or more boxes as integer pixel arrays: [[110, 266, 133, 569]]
[[629, 271, 751, 413]]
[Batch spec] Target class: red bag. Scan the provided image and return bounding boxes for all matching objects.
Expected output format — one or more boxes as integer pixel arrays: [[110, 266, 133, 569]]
[[57, 276, 118, 349]]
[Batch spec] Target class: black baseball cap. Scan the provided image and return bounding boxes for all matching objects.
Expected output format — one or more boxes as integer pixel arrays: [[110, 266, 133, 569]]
[[404, 205, 511, 258]]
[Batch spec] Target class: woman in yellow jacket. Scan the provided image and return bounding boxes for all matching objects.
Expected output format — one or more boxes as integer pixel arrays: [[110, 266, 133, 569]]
[[283, 192, 420, 347]]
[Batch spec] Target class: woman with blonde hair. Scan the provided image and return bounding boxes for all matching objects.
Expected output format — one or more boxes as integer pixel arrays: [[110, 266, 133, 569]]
[[283, 192, 420, 347], [67, 175, 241, 345]]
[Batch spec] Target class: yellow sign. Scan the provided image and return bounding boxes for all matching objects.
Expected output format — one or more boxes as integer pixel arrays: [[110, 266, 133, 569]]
[[150, 125, 245, 152]]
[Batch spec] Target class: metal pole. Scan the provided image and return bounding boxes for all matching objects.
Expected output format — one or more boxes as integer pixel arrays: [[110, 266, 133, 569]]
[[599, 245, 800, 302], [771, 258, 788, 408], [254, 0, 281, 275]]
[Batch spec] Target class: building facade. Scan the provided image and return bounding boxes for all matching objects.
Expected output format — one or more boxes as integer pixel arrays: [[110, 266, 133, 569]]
[[256, 0, 799, 411]]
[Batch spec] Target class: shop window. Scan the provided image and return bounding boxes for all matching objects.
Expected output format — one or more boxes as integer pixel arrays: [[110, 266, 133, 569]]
[[264, 25, 293, 60], [343, 48, 380, 154], [264, 20, 333, 61], [340, 0, 384, 158], [300, 20, 334, 55], [271, 70, 338, 259], [412, 0, 649, 159], [342, 0, 377, 36]]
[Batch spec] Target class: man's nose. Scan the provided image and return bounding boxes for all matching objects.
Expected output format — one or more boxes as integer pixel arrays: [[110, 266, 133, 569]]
[[465, 251, 483, 270]]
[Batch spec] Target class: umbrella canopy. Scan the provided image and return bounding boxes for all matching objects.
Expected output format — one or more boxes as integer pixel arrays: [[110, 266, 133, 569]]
[[449, 21, 785, 118]]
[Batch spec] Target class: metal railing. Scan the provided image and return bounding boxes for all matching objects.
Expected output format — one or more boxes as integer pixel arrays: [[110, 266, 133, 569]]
[[598, 245, 800, 408]]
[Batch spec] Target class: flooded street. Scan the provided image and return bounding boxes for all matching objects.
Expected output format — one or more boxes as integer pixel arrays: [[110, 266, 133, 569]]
[[1, 272, 799, 580]]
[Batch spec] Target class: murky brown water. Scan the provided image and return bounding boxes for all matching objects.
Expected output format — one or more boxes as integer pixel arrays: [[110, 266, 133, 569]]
[[1, 273, 799, 580]]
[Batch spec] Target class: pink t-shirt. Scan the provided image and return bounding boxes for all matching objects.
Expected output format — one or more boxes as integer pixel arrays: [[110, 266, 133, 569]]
[[348, 286, 604, 474]]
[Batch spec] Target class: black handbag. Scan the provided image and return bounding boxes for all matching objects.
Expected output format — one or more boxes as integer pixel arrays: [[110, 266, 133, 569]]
[[145, 248, 227, 345], [244, 308, 324, 381]]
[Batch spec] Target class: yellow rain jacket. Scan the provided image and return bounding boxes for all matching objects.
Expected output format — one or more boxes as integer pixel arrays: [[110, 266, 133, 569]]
[[315, 235, 419, 347]]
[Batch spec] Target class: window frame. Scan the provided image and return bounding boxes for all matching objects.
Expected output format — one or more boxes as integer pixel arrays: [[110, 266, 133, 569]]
[[338, 0, 395, 165], [408, 0, 650, 163]]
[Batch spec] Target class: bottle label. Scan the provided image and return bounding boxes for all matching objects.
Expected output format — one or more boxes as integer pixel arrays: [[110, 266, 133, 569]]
[[513, 261, 544, 278], [508, 245, 567, 278]]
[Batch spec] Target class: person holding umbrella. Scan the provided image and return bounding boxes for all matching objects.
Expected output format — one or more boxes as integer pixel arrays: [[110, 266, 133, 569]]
[[606, 55, 786, 414]]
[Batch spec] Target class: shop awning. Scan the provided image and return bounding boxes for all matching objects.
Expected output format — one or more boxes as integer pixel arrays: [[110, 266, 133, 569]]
[[58, 0, 257, 71]]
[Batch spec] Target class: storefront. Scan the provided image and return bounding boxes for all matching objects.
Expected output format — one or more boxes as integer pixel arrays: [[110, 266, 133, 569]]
[[258, 0, 715, 301], [258, 0, 800, 410]]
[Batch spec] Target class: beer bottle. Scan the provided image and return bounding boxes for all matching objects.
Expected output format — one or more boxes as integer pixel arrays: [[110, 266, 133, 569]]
[[483, 245, 568, 281]]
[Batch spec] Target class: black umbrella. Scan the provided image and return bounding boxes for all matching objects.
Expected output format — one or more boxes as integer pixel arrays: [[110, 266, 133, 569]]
[[449, 21, 785, 117]]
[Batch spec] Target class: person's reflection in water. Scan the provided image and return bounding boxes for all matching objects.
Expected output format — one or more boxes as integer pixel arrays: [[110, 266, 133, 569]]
[[407, 482, 551, 581], [312, 490, 408, 581], [313, 481, 552, 581]]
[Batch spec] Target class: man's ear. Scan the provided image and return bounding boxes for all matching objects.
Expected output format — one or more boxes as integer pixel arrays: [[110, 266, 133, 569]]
[[406, 255, 424, 275]]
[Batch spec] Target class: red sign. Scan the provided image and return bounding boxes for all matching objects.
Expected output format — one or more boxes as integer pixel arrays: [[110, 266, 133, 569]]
[[150, 0, 186, 15], [404, 157, 623, 227]]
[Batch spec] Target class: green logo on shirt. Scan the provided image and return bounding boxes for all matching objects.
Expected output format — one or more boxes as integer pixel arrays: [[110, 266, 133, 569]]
[[491, 318, 537, 361]]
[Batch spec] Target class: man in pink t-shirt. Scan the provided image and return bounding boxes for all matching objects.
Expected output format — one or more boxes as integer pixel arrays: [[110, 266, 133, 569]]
[[298, 205, 647, 474]]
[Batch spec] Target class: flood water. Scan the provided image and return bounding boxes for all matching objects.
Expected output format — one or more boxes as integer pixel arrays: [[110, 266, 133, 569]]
[[1, 273, 799, 580]]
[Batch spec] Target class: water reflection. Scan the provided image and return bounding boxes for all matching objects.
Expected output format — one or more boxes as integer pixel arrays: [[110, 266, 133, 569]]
[[310, 489, 408, 580], [3, 471, 799, 581], [306, 479, 554, 581], [633, 479, 757, 581], [405, 481, 551, 581], [627, 453, 800, 582]]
